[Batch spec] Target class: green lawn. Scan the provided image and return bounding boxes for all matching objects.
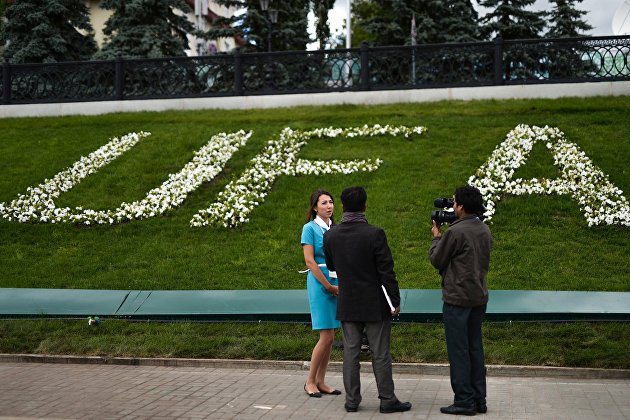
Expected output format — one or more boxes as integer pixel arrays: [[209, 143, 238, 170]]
[[0, 96, 628, 368], [0, 97, 628, 291], [0, 320, 627, 369]]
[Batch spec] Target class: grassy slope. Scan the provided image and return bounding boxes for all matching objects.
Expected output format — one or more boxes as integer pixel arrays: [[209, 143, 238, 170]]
[[0, 97, 628, 368], [0, 97, 628, 291], [1, 320, 627, 369]]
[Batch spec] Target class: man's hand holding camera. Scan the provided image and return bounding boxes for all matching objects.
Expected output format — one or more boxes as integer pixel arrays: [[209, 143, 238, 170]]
[[431, 220, 442, 238]]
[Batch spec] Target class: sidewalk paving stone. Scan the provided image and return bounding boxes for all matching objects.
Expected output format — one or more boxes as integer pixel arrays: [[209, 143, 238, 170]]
[[0, 362, 628, 419]]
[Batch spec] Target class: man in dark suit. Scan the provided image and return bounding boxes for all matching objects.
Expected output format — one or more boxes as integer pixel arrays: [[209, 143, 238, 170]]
[[323, 186, 411, 414]]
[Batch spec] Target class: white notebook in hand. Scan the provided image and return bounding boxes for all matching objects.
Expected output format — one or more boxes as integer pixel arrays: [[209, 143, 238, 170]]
[[381, 285, 396, 313]]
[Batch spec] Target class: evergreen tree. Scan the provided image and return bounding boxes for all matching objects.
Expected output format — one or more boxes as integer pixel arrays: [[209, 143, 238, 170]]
[[478, 0, 546, 39], [94, 0, 198, 59], [347, 0, 380, 46], [313, 0, 335, 49], [206, 0, 310, 52], [352, 0, 480, 47], [546, 0, 592, 37], [544, 0, 594, 79], [0, 0, 6, 55], [1, 0, 97, 63], [442, 0, 480, 43]]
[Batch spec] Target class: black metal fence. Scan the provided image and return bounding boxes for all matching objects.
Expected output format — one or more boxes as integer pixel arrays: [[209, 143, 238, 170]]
[[2, 35, 629, 105]]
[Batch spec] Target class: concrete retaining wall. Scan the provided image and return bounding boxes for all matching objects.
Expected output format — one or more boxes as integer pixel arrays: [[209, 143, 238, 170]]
[[2, 81, 629, 118]]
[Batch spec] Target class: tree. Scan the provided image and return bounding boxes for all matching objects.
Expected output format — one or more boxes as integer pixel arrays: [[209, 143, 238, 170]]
[[479, 0, 547, 82], [478, 0, 546, 40], [1, 0, 97, 63], [94, 0, 198, 59], [441, 0, 480, 43], [206, 0, 311, 52], [313, 0, 335, 49], [0, 0, 6, 55], [544, 0, 594, 80], [351, 0, 481, 47], [546, 0, 593, 38]]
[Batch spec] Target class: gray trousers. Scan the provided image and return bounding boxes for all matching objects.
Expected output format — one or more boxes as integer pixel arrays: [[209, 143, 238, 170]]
[[443, 302, 487, 407], [341, 319, 397, 406]]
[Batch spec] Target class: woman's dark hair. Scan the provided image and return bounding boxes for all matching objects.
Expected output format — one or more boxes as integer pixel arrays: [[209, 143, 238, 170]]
[[341, 186, 367, 212], [454, 185, 484, 215], [305, 189, 334, 223]]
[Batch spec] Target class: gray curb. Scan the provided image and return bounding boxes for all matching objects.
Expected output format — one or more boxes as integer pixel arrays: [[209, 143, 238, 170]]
[[1, 354, 628, 380]]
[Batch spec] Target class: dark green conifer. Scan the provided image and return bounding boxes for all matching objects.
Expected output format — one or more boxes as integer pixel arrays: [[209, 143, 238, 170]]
[[1, 0, 97, 63], [95, 0, 197, 59], [313, 0, 336, 49], [546, 0, 593, 37], [352, 0, 480, 47], [206, 0, 310, 52], [479, 0, 546, 39]]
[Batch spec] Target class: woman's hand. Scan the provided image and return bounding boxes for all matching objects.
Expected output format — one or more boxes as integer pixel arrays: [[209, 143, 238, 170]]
[[327, 284, 339, 296]]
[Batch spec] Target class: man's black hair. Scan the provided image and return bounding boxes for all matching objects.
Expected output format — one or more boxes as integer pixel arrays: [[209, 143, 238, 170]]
[[454, 185, 484, 215], [341, 186, 367, 212]]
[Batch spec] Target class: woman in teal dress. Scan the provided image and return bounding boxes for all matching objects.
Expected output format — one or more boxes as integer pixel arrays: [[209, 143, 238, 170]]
[[301, 189, 342, 398]]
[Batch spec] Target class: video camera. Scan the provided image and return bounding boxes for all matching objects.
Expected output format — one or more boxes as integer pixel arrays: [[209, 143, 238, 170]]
[[431, 198, 457, 225], [431, 197, 486, 225]]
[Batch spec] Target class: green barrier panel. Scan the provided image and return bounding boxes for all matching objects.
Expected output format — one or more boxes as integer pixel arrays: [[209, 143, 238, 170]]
[[116, 291, 152, 315], [0, 288, 130, 316], [0, 288, 628, 322], [484, 290, 630, 322], [128, 290, 312, 322]]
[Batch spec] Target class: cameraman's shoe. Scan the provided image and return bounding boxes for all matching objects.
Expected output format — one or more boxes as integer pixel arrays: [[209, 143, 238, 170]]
[[440, 404, 476, 416], [475, 399, 487, 413]]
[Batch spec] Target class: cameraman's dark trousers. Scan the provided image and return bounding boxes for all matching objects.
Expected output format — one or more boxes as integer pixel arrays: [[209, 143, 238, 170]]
[[443, 302, 487, 408]]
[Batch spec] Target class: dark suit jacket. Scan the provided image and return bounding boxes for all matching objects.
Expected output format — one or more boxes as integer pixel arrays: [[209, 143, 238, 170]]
[[323, 222, 401, 322]]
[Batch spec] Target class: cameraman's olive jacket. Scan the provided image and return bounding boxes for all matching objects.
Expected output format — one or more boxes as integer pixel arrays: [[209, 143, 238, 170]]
[[429, 215, 492, 307]]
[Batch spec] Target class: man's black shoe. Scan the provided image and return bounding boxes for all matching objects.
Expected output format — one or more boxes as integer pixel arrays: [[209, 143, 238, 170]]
[[344, 403, 358, 412], [475, 400, 487, 413], [379, 400, 412, 413], [440, 404, 476, 416]]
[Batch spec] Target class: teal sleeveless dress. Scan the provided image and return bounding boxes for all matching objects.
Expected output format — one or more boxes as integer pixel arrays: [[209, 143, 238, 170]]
[[301, 221, 341, 330]]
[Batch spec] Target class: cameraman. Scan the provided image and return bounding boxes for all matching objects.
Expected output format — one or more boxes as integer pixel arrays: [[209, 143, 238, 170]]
[[429, 185, 492, 416]]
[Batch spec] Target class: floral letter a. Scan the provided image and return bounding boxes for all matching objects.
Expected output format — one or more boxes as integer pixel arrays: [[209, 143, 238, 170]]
[[468, 125, 629, 227]]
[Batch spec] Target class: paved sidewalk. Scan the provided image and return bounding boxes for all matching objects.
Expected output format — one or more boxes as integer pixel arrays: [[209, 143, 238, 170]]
[[0, 362, 628, 419]]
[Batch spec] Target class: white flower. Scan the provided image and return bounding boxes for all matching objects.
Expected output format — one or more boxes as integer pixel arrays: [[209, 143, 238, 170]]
[[191, 124, 427, 228], [469, 125, 629, 227], [0, 132, 151, 224]]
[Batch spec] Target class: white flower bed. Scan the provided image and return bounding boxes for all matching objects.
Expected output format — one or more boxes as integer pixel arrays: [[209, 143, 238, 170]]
[[468, 124, 629, 227], [191, 124, 427, 228], [0, 130, 252, 225], [9, 124, 622, 229], [0, 131, 151, 224]]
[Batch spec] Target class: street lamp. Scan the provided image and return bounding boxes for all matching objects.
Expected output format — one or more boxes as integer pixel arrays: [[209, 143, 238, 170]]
[[259, 0, 278, 53]]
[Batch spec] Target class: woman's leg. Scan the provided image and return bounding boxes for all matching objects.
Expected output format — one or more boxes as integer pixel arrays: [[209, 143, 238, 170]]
[[305, 329, 334, 393], [315, 329, 336, 392]]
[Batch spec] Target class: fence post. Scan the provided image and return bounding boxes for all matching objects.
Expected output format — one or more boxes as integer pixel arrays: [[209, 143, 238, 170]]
[[234, 48, 243, 96], [493, 36, 504, 85], [360, 41, 369, 91], [2, 61, 10, 104], [115, 56, 124, 100]]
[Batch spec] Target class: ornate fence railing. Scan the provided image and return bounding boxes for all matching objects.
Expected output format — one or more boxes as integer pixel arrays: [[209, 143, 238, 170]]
[[1, 35, 629, 105]]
